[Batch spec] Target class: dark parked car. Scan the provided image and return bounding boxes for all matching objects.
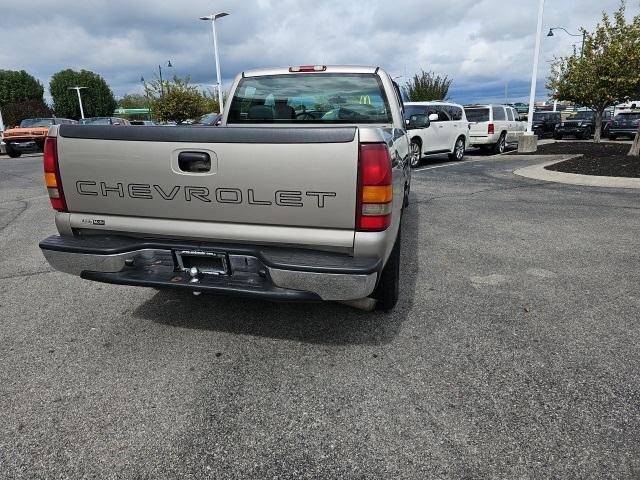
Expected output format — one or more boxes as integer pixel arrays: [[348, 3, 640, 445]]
[[608, 112, 640, 140], [554, 111, 595, 139], [532, 112, 561, 137], [129, 120, 156, 126]]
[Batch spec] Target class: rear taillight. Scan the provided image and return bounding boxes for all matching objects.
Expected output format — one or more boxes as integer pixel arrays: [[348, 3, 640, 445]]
[[488, 123, 495, 135], [356, 143, 392, 231], [43, 136, 67, 212]]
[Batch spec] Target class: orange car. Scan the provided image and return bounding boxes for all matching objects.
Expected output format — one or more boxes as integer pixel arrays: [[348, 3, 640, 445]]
[[3, 117, 76, 157]]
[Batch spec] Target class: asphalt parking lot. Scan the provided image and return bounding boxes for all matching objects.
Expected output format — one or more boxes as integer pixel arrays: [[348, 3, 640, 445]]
[[1, 151, 639, 478]]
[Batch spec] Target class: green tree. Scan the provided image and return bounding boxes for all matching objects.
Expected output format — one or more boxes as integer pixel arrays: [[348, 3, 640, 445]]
[[49, 69, 117, 119], [144, 76, 206, 124], [405, 70, 452, 102], [0, 70, 45, 108], [117, 93, 149, 109], [1, 100, 53, 128], [548, 3, 640, 150], [201, 89, 228, 114]]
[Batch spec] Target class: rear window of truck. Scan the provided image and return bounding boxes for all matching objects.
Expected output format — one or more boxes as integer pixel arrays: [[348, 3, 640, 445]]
[[227, 73, 392, 124], [464, 108, 490, 122]]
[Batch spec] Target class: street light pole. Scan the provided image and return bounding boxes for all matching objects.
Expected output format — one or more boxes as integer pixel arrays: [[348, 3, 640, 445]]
[[526, 0, 545, 135], [200, 13, 229, 113], [547, 27, 585, 57], [68, 86, 87, 119], [157, 61, 172, 97]]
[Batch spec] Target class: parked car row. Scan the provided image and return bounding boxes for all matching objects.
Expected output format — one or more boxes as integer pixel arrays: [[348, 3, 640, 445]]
[[2, 117, 76, 157], [0, 115, 188, 156], [403, 102, 527, 167], [533, 109, 638, 140]]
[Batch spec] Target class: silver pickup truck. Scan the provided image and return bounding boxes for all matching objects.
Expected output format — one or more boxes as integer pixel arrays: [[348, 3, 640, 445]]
[[39, 65, 415, 311]]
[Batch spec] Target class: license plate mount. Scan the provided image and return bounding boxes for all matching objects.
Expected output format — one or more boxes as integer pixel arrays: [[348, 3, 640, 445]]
[[174, 250, 229, 276]]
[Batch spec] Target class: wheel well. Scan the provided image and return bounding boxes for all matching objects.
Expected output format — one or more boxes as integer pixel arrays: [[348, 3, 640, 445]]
[[411, 136, 422, 148]]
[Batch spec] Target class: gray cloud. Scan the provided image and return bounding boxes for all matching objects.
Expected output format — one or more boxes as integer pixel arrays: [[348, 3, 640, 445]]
[[1, 0, 637, 104]]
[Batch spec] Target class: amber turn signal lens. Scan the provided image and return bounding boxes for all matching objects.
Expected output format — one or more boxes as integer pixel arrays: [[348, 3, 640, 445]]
[[361, 185, 393, 204], [45, 172, 58, 188]]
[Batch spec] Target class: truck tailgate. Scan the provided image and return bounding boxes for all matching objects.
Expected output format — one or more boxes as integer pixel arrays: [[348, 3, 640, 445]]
[[56, 125, 359, 230]]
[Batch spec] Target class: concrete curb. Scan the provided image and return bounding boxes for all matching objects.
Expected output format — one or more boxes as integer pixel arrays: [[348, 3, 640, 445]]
[[514, 156, 640, 190]]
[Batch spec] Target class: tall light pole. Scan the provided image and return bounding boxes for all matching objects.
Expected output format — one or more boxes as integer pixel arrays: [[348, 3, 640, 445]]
[[68, 86, 88, 119], [547, 27, 585, 57], [158, 61, 172, 97], [200, 12, 229, 113], [526, 0, 545, 135]]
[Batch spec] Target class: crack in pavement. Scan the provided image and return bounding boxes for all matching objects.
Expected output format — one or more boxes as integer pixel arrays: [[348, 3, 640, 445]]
[[0, 269, 55, 280], [0, 200, 28, 233], [411, 182, 550, 205], [0, 195, 48, 206]]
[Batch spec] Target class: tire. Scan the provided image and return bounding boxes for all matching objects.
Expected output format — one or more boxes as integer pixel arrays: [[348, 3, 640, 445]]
[[409, 139, 422, 168], [448, 136, 465, 161], [493, 133, 506, 154], [609, 134, 617, 141], [372, 227, 401, 312], [403, 182, 410, 208], [5, 144, 22, 158], [554, 133, 563, 140], [582, 128, 592, 140]]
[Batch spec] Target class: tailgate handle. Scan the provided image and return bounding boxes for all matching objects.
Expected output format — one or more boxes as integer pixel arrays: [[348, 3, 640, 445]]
[[178, 152, 211, 173]]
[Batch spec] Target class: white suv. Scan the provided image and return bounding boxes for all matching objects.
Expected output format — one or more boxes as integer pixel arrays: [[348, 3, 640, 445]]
[[464, 104, 526, 154], [404, 101, 470, 168]]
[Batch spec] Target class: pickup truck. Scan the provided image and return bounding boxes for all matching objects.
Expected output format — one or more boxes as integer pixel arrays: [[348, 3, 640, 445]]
[[39, 65, 412, 311]]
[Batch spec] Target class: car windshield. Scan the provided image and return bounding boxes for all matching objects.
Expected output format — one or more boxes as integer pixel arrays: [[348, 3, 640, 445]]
[[80, 118, 112, 125], [614, 113, 640, 121], [227, 73, 392, 124], [464, 108, 490, 122], [19, 118, 55, 128], [571, 112, 594, 120]]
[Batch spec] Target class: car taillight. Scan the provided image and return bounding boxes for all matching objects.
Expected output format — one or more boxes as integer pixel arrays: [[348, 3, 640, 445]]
[[488, 123, 495, 135], [43, 136, 67, 212], [356, 143, 392, 232]]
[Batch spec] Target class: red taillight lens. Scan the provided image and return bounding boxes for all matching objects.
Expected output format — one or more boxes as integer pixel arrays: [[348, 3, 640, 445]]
[[356, 143, 392, 232], [488, 123, 495, 135], [43, 137, 67, 212]]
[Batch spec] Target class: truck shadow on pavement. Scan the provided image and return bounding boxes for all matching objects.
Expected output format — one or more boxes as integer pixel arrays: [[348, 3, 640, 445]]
[[133, 197, 420, 346]]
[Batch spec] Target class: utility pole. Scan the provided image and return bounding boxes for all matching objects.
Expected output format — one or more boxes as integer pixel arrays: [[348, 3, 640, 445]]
[[526, 0, 545, 134], [68, 86, 87, 119]]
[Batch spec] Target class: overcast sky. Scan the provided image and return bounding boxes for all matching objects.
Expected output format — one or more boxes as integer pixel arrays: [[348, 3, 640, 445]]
[[1, 0, 638, 105]]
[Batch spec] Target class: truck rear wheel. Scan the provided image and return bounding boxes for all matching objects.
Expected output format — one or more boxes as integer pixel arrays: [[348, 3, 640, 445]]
[[372, 227, 401, 311], [5, 144, 22, 158]]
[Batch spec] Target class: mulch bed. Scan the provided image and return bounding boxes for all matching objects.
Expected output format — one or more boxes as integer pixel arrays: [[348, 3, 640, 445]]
[[532, 142, 640, 178]]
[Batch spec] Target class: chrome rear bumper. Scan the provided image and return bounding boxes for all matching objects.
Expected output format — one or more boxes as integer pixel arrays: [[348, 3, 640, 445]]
[[40, 236, 379, 302]]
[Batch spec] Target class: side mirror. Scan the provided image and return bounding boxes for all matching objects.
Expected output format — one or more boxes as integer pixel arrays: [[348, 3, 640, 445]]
[[428, 113, 439, 122], [407, 114, 430, 129]]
